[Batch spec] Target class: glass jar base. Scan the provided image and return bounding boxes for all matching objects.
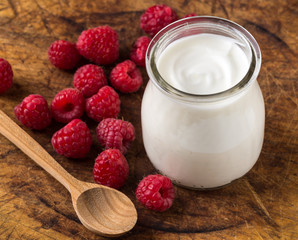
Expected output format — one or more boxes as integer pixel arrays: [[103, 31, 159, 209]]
[[156, 168, 243, 191]]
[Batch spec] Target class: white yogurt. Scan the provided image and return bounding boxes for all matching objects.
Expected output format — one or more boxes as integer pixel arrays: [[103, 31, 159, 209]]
[[142, 31, 264, 189], [157, 34, 249, 94]]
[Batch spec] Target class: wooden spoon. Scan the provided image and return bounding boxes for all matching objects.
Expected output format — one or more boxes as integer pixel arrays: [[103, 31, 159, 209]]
[[0, 110, 137, 237]]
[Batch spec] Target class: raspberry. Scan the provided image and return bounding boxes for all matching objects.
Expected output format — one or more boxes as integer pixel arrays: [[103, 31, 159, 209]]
[[86, 86, 120, 122], [0, 58, 13, 94], [73, 64, 108, 98], [93, 149, 129, 189], [52, 119, 92, 158], [96, 118, 135, 155], [77, 26, 119, 65], [14, 94, 51, 130], [130, 36, 151, 67], [51, 88, 85, 123], [140, 4, 178, 37], [48, 40, 81, 70], [136, 174, 175, 212], [110, 60, 143, 93], [183, 13, 197, 18]]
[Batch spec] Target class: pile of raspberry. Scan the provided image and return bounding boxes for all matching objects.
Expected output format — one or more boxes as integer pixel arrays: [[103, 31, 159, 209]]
[[1, 4, 197, 212]]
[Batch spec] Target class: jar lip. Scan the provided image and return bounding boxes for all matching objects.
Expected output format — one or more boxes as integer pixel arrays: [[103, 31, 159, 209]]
[[146, 16, 262, 103]]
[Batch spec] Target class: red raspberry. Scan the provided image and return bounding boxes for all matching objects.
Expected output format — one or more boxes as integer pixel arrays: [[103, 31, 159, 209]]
[[140, 4, 178, 37], [130, 36, 151, 67], [14, 94, 51, 130], [183, 13, 197, 18], [136, 174, 175, 212], [51, 88, 85, 123], [51, 119, 92, 158], [96, 118, 135, 155], [85, 86, 120, 122], [73, 64, 108, 98], [77, 26, 119, 65], [0, 58, 13, 94], [110, 60, 143, 93], [48, 40, 81, 70], [93, 149, 129, 189]]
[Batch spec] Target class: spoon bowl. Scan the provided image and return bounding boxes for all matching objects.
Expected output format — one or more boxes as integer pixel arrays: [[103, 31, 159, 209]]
[[73, 182, 137, 237], [0, 110, 137, 237]]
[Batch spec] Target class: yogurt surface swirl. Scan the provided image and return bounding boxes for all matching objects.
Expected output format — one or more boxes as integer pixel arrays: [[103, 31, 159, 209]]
[[157, 33, 249, 94]]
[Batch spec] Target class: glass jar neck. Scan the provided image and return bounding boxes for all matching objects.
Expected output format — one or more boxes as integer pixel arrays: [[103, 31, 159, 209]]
[[146, 16, 261, 103]]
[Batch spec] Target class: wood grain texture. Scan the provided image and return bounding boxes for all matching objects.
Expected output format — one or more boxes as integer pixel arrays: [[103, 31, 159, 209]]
[[0, 0, 297, 239]]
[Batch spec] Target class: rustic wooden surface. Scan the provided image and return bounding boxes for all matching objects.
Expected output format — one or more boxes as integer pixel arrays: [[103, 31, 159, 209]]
[[0, 0, 297, 239]]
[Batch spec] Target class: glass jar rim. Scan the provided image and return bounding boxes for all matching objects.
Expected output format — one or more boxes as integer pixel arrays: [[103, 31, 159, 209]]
[[145, 16, 262, 103]]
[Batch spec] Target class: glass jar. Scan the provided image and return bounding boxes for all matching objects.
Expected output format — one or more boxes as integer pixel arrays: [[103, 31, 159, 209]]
[[141, 16, 264, 189]]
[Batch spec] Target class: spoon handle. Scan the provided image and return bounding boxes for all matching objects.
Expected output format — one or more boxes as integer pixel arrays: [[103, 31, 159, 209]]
[[0, 110, 78, 192]]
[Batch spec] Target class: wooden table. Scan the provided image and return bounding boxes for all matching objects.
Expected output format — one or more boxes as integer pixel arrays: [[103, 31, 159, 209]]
[[0, 0, 297, 239]]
